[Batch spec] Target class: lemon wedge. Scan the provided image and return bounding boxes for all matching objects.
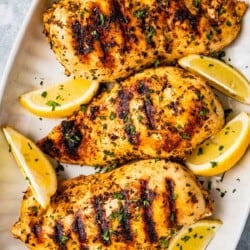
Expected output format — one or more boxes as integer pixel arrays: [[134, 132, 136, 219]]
[[19, 78, 99, 118], [186, 112, 250, 176], [168, 219, 222, 250], [178, 54, 250, 104], [2, 126, 57, 208]]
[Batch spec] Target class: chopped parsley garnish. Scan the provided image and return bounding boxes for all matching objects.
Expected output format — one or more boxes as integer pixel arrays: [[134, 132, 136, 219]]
[[137, 115, 143, 122], [46, 100, 61, 111], [181, 235, 191, 242], [80, 104, 88, 113], [193, 0, 200, 8], [210, 161, 218, 168], [159, 236, 169, 248], [99, 13, 105, 26], [145, 25, 156, 43], [60, 235, 69, 245], [181, 133, 191, 140], [103, 150, 115, 157], [109, 112, 116, 120], [197, 147, 203, 155], [113, 192, 124, 200], [154, 58, 160, 67], [199, 107, 209, 117], [206, 31, 213, 40], [125, 123, 136, 135], [91, 30, 98, 36], [41, 91, 47, 98], [102, 229, 113, 241], [133, 8, 148, 19], [65, 133, 81, 143], [172, 193, 179, 200], [226, 20, 232, 27]]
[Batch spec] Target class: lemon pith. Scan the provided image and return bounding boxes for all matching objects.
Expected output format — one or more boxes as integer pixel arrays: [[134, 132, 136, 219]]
[[168, 219, 222, 250], [2, 126, 57, 208], [186, 112, 250, 176], [19, 78, 99, 118], [178, 54, 250, 104]]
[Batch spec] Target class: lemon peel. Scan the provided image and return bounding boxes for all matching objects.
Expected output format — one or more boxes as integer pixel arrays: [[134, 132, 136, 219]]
[[178, 54, 250, 104], [186, 112, 250, 176], [2, 126, 57, 208], [19, 78, 99, 118], [168, 219, 222, 250]]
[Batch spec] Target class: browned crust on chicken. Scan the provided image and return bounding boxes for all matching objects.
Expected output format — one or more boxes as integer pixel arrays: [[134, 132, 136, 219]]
[[12, 160, 213, 249], [37, 66, 224, 167], [43, 0, 247, 82]]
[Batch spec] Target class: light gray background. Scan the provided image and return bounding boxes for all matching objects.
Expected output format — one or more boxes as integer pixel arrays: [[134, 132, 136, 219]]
[[0, 0, 249, 249]]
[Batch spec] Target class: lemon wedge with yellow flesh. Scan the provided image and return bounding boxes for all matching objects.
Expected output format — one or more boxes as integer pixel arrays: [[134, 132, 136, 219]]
[[168, 219, 222, 250], [178, 54, 250, 104], [19, 78, 99, 118], [2, 126, 57, 208], [186, 112, 250, 176]]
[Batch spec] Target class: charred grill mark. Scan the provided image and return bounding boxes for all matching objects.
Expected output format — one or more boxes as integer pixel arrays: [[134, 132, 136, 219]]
[[166, 179, 177, 227], [140, 180, 158, 243], [124, 122, 140, 145], [71, 6, 115, 67], [91, 7, 115, 67], [143, 99, 156, 130], [173, 9, 199, 30], [80, 246, 89, 250], [137, 81, 156, 129], [38, 138, 60, 157], [133, 4, 157, 47], [110, 0, 129, 24], [99, 42, 116, 66], [137, 81, 150, 95], [31, 223, 43, 243], [182, 107, 207, 140], [109, 0, 133, 53], [71, 0, 133, 66], [167, 100, 184, 115], [168, 101, 179, 114], [72, 214, 87, 243], [162, 133, 182, 152], [92, 195, 110, 245], [61, 120, 82, 158], [72, 21, 94, 55], [53, 221, 67, 250], [89, 105, 100, 120], [117, 89, 133, 120], [119, 190, 133, 241]]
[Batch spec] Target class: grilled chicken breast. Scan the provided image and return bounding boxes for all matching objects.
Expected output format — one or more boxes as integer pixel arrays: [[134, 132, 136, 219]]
[[12, 160, 213, 249], [43, 0, 247, 82], [37, 67, 224, 167]]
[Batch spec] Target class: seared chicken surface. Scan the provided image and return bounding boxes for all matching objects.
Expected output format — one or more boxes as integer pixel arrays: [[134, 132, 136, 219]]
[[43, 0, 247, 82], [37, 67, 224, 167], [12, 160, 213, 249]]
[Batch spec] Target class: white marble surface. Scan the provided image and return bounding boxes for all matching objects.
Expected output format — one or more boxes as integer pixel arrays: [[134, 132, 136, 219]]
[[0, 0, 249, 249]]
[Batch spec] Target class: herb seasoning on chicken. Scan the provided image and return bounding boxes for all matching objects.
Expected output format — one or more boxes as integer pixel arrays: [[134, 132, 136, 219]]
[[12, 160, 214, 249], [43, 0, 247, 82], [37, 67, 224, 167]]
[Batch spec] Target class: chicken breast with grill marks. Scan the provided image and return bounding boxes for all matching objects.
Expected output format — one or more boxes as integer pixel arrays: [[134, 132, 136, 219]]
[[12, 160, 214, 249], [37, 66, 224, 167], [43, 0, 247, 82]]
